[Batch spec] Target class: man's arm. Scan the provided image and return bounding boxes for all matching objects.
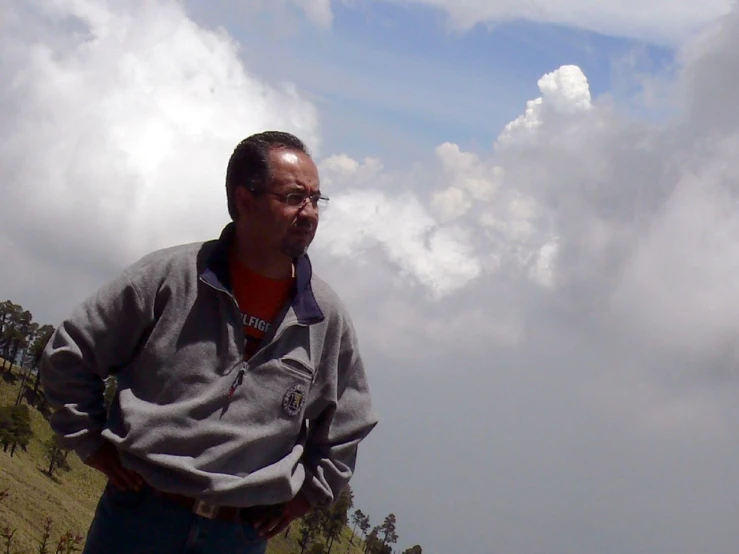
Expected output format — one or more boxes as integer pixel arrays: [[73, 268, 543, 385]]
[[301, 316, 378, 504], [254, 318, 378, 538], [298, 341, 377, 508], [40, 267, 153, 468]]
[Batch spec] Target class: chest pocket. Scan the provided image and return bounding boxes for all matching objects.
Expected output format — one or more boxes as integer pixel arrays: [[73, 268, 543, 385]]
[[275, 356, 314, 419], [241, 351, 315, 423], [278, 356, 315, 384]]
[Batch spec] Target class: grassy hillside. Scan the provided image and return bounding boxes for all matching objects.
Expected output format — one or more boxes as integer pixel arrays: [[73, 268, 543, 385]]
[[0, 362, 364, 554]]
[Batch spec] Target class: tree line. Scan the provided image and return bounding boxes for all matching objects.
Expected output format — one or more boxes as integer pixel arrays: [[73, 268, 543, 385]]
[[0, 298, 423, 553], [292, 486, 421, 554], [0, 299, 67, 476]]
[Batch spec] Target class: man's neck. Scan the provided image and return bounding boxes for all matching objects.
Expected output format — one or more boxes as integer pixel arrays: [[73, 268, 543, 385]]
[[233, 230, 293, 280]]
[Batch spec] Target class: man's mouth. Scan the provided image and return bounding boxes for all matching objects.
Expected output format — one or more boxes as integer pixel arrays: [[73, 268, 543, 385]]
[[291, 225, 314, 235], [290, 231, 313, 243]]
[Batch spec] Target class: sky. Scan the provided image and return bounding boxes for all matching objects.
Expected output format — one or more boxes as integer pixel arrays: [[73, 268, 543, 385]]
[[3, 0, 739, 553]]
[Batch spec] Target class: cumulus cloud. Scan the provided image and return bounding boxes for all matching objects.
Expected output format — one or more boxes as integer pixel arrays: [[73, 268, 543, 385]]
[[498, 65, 592, 147], [322, 20, 739, 369], [318, 154, 384, 188], [0, 0, 319, 311], [435, 142, 501, 206], [305, 10, 739, 551], [317, 189, 482, 298], [316, 66, 580, 299]]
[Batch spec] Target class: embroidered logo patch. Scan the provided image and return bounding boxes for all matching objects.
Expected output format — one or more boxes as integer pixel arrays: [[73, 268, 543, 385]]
[[282, 384, 306, 417]]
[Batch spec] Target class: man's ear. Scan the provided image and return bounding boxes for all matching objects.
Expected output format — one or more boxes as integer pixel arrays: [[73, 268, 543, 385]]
[[234, 186, 254, 219]]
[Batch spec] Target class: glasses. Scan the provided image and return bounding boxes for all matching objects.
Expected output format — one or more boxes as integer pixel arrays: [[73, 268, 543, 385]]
[[264, 191, 329, 209]]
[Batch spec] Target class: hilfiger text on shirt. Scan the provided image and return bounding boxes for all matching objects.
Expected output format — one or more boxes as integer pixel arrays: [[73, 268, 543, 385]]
[[241, 313, 272, 333]]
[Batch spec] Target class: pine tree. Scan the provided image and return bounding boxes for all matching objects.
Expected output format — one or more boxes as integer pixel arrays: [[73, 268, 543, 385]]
[[14, 322, 38, 406], [365, 526, 381, 554], [44, 437, 72, 477], [359, 512, 371, 540], [319, 484, 354, 554], [28, 324, 55, 400], [0, 404, 33, 456], [298, 508, 324, 554], [0, 304, 33, 373], [380, 514, 398, 551], [350, 509, 366, 544]]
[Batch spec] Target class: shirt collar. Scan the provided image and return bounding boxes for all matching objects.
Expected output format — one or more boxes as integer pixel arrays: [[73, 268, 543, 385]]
[[201, 223, 325, 325]]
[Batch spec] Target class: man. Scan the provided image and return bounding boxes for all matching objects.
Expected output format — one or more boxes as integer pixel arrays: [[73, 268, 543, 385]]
[[40, 131, 378, 554]]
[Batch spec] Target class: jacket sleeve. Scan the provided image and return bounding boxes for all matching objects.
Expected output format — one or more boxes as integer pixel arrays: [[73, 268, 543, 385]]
[[300, 319, 378, 506], [40, 267, 153, 462]]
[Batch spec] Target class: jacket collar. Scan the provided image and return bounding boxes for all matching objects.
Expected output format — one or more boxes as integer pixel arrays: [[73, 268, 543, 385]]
[[200, 223, 325, 325]]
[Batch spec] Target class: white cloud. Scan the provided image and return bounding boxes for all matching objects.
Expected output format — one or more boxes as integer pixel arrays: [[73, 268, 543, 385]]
[[319, 154, 383, 188], [498, 65, 592, 147], [425, 0, 730, 43], [431, 143, 501, 222], [431, 186, 472, 222], [316, 189, 482, 297], [288, 0, 731, 45], [312, 2, 739, 445], [610, 158, 739, 358], [316, 65, 588, 300], [0, 0, 319, 309], [320, 153, 360, 176], [290, 0, 333, 28], [436, 142, 501, 201]]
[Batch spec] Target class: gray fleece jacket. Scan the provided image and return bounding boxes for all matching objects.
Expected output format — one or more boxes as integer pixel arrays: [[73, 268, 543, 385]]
[[40, 223, 378, 508]]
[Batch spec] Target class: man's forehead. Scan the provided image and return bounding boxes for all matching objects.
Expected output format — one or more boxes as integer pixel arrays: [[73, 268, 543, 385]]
[[269, 147, 310, 164], [269, 148, 320, 186], [279, 151, 300, 165]]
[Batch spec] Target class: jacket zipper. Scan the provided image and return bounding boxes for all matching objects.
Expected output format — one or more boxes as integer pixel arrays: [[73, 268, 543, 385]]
[[200, 276, 249, 399], [199, 275, 305, 399], [227, 368, 245, 398]]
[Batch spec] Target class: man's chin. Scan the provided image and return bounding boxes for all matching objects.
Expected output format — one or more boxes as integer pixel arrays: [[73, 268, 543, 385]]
[[281, 239, 312, 259]]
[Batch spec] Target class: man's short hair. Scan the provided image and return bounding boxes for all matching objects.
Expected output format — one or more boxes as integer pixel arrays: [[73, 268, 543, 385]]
[[225, 131, 310, 220]]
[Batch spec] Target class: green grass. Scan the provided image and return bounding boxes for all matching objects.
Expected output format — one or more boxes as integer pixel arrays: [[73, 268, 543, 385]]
[[0, 361, 365, 554], [0, 363, 106, 553]]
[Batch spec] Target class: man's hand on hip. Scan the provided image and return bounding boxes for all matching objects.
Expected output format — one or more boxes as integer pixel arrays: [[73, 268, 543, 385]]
[[86, 441, 145, 492], [253, 492, 311, 539]]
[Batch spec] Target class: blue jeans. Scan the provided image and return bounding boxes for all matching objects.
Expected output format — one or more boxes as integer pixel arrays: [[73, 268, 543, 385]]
[[82, 483, 268, 554]]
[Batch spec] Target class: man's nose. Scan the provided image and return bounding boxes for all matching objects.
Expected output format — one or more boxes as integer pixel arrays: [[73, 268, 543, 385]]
[[297, 199, 320, 219]]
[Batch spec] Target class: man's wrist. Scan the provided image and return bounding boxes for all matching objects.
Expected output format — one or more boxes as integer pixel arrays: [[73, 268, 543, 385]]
[[75, 435, 105, 463]]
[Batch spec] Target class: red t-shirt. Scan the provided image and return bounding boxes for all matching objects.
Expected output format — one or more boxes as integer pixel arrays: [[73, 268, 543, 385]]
[[229, 254, 294, 361]]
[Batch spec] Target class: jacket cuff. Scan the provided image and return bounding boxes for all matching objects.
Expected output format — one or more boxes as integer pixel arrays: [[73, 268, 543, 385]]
[[300, 470, 334, 507]]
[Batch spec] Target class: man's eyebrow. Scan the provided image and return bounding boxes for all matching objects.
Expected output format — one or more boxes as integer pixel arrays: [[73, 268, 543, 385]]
[[284, 181, 321, 192]]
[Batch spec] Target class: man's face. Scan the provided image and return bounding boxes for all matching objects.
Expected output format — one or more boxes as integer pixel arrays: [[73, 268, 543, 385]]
[[236, 148, 322, 259]]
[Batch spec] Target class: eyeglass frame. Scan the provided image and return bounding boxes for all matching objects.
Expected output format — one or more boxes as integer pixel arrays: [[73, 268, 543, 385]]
[[254, 189, 329, 209]]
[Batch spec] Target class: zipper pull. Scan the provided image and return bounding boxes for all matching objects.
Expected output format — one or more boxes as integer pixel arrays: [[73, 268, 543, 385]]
[[227, 367, 245, 399]]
